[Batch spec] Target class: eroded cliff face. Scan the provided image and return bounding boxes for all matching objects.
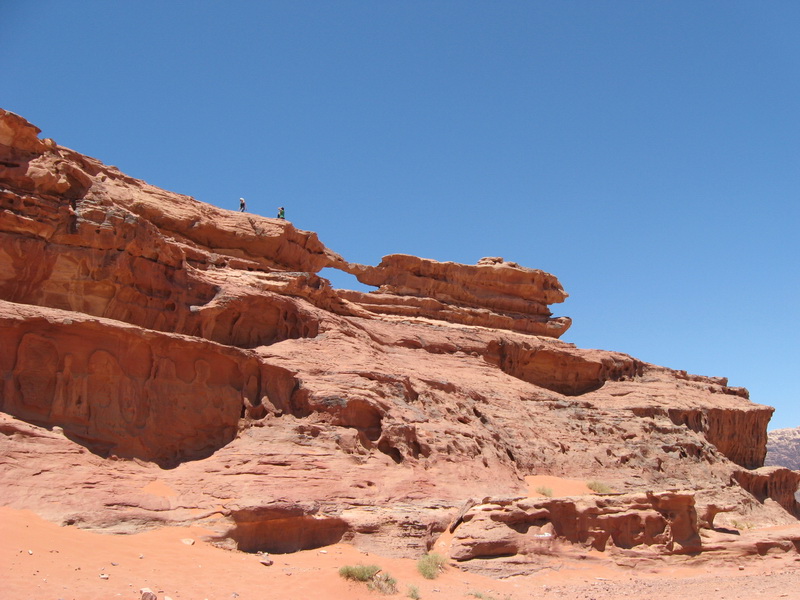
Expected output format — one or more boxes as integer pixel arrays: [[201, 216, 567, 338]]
[[0, 109, 796, 573]]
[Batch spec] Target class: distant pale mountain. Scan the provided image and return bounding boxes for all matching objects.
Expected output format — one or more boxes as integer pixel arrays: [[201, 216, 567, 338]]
[[766, 427, 800, 470]]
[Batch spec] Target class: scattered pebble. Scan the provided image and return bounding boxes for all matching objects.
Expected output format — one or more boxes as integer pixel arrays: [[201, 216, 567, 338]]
[[259, 557, 274, 566], [99, 574, 109, 580], [28, 550, 33, 555], [141, 590, 157, 600], [181, 538, 195, 546]]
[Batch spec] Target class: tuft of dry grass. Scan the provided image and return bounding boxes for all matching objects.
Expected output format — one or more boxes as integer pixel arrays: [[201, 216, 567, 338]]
[[468, 592, 513, 600], [586, 480, 612, 494], [339, 564, 397, 595], [417, 552, 447, 579], [367, 572, 397, 595], [338, 564, 381, 581]]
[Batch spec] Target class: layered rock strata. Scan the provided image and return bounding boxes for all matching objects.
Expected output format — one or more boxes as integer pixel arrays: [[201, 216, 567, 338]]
[[449, 490, 704, 561], [342, 255, 571, 337], [0, 109, 797, 573]]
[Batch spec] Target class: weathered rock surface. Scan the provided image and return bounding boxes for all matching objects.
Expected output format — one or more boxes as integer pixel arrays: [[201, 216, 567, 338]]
[[1, 109, 798, 574], [342, 255, 571, 337], [733, 466, 800, 515], [767, 427, 800, 470], [449, 491, 704, 561]]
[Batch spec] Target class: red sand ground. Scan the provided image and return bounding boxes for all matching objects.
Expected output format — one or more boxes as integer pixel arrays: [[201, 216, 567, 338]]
[[3, 477, 800, 600]]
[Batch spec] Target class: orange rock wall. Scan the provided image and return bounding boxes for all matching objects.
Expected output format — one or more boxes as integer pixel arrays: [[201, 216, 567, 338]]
[[0, 300, 297, 466], [450, 491, 702, 561]]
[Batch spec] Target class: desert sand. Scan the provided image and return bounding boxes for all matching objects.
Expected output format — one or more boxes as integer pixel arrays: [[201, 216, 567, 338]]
[[4, 479, 800, 600]]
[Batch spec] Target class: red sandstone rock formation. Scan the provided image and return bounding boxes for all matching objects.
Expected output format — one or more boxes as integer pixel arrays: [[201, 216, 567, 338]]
[[449, 490, 703, 561], [341, 254, 571, 337], [1, 109, 797, 574]]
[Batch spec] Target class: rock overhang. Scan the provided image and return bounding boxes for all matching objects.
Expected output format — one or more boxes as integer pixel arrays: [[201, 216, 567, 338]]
[[332, 254, 571, 338]]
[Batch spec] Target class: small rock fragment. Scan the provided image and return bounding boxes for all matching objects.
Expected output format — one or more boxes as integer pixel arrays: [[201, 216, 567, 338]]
[[99, 573, 109, 580], [181, 538, 195, 546]]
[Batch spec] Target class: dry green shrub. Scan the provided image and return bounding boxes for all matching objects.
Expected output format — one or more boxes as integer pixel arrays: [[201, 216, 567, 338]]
[[417, 552, 447, 579], [586, 480, 612, 494], [535, 486, 553, 497], [339, 564, 381, 581], [339, 564, 397, 595], [367, 572, 397, 595]]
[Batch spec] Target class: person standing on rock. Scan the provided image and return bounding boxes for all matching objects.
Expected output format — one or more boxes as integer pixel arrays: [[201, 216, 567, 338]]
[[277, 206, 285, 219], [239, 197, 246, 212]]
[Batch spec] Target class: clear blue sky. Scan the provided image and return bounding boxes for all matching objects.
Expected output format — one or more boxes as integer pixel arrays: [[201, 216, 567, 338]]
[[4, 2, 798, 429]]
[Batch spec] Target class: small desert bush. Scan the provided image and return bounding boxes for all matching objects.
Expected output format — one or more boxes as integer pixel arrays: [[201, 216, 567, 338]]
[[407, 584, 421, 599], [367, 572, 398, 595], [416, 552, 447, 579], [339, 564, 381, 582], [586, 480, 612, 494], [339, 564, 397, 595], [535, 486, 553, 497], [468, 592, 512, 600]]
